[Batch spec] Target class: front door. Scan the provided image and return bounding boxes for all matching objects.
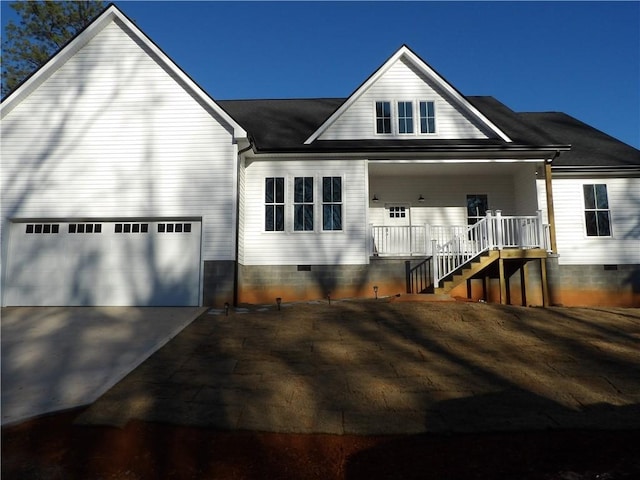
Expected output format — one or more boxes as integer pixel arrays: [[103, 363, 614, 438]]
[[467, 194, 488, 225]]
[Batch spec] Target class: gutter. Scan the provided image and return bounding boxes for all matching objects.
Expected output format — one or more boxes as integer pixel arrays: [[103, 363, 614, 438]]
[[233, 137, 255, 306]]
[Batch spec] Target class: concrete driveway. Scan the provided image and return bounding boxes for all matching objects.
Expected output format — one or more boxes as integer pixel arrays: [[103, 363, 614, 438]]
[[1, 306, 204, 426]]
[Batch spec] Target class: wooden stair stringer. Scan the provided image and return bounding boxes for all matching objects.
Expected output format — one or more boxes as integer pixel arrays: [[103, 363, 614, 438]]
[[435, 250, 500, 294]]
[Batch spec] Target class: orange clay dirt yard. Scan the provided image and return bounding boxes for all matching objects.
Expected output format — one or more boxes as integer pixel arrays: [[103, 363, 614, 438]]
[[3, 299, 640, 479]]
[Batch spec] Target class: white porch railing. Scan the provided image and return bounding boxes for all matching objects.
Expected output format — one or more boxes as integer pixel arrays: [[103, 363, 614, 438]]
[[371, 225, 428, 256], [371, 210, 549, 287], [432, 217, 491, 288]]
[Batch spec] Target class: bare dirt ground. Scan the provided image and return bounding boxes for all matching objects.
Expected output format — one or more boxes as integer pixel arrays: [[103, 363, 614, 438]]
[[3, 300, 640, 479], [3, 411, 640, 479]]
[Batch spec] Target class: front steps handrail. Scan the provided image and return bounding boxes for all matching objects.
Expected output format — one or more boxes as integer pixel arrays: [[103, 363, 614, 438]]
[[432, 217, 490, 288]]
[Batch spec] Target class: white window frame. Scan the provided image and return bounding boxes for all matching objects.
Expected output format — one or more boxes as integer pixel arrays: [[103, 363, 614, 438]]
[[321, 175, 344, 232], [293, 176, 315, 232], [397, 101, 415, 135], [264, 176, 285, 232], [582, 183, 613, 238], [374, 101, 392, 135], [419, 100, 437, 134]]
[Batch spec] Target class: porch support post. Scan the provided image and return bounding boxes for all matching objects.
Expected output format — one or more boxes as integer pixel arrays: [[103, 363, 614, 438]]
[[540, 257, 549, 307], [544, 161, 558, 254], [483, 275, 490, 302], [499, 257, 507, 305], [521, 262, 528, 307]]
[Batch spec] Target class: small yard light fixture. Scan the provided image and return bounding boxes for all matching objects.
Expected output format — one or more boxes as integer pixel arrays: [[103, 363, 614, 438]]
[[373, 285, 378, 299], [418, 194, 425, 203], [224, 302, 229, 316], [276, 297, 282, 310], [327, 294, 331, 305]]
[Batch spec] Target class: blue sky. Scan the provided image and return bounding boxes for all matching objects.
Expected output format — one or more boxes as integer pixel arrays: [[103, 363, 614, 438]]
[[2, 1, 639, 148]]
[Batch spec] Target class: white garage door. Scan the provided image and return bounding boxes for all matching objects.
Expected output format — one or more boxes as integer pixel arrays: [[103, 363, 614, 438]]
[[4, 220, 202, 306]]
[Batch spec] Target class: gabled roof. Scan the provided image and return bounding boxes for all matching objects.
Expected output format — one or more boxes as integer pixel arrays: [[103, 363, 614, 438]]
[[220, 96, 568, 154], [303, 45, 512, 144], [520, 112, 640, 169], [0, 4, 246, 139]]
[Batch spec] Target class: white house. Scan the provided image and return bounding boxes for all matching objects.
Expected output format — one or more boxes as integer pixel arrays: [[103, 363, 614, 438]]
[[2, 5, 639, 307]]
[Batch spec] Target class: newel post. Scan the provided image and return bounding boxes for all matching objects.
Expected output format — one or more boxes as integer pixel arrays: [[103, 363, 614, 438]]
[[486, 210, 494, 249], [431, 239, 439, 288], [536, 210, 545, 249], [495, 210, 503, 250]]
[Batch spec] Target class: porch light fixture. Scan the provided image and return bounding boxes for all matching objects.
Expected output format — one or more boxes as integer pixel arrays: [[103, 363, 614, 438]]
[[418, 194, 425, 203], [372, 194, 379, 202]]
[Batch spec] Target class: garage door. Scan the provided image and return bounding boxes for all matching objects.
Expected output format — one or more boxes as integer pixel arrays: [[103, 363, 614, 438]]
[[4, 220, 202, 306]]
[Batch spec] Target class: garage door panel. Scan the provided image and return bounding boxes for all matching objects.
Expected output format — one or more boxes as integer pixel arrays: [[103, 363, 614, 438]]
[[4, 220, 201, 306]]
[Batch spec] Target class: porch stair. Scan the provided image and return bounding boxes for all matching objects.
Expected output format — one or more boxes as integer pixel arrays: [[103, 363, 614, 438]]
[[434, 250, 500, 295]]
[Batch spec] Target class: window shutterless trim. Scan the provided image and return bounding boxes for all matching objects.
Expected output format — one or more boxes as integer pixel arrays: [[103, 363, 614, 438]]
[[265, 177, 285, 232], [583, 183, 612, 237], [322, 176, 343, 231]]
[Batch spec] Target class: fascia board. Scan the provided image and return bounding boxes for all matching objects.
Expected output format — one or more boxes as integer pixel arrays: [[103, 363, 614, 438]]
[[110, 7, 247, 139], [0, 5, 247, 140], [399, 47, 512, 143], [304, 45, 512, 144], [1, 5, 118, 117], [304, 47, 406, 145]]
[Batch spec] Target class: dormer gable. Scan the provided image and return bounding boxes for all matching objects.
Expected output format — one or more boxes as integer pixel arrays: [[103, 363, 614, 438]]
[[305, 45, 511, 144]]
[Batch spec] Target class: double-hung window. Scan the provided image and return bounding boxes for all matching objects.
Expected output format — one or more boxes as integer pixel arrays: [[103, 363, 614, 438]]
[[375, 101, 392, 134], [397, 101, 414, 134], [294, 177, 314, 231], [419, 101, 436, 133], [583, 184, 611, 236], [265, 177, 285, 231], [322, 177, 342, 231]]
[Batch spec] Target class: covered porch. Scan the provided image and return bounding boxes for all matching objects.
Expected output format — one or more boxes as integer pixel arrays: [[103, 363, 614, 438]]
[[367, 160, 554, 305]]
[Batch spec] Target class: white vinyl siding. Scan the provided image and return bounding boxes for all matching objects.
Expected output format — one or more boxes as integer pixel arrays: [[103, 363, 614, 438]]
[[1, 19, 238, 277], [369, 172, 520, 226], [537, 177, 640, 264], [242, 159, 367, 265], [319, 58, 492, 140]]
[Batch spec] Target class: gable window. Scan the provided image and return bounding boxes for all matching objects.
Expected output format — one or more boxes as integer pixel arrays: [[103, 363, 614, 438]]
[[375, 101, 391, 134], [583, 184, 611, 236], [397, 101, 414, 134], [265, 177, 285, 231], [419, 101, 436, 133], [322, 177, 342, 231], [294, 177, 314, 231]]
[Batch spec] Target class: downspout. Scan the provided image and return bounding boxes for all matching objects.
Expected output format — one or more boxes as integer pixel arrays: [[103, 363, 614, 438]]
[[544, 150, 560, 254], [233, 137, 255, 306]]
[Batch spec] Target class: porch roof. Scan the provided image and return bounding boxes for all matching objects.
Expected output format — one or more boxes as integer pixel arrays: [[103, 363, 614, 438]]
[[218, 96, 568, 155]]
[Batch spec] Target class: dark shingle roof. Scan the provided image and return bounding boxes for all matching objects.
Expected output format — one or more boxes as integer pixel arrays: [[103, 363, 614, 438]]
[[218, 98, 344, 150], [218, 97, 639, 169], [519, 112, 640, 168]]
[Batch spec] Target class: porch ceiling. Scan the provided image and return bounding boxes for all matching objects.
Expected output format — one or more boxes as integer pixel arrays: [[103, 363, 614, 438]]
[[368, 161, 535, 176]]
